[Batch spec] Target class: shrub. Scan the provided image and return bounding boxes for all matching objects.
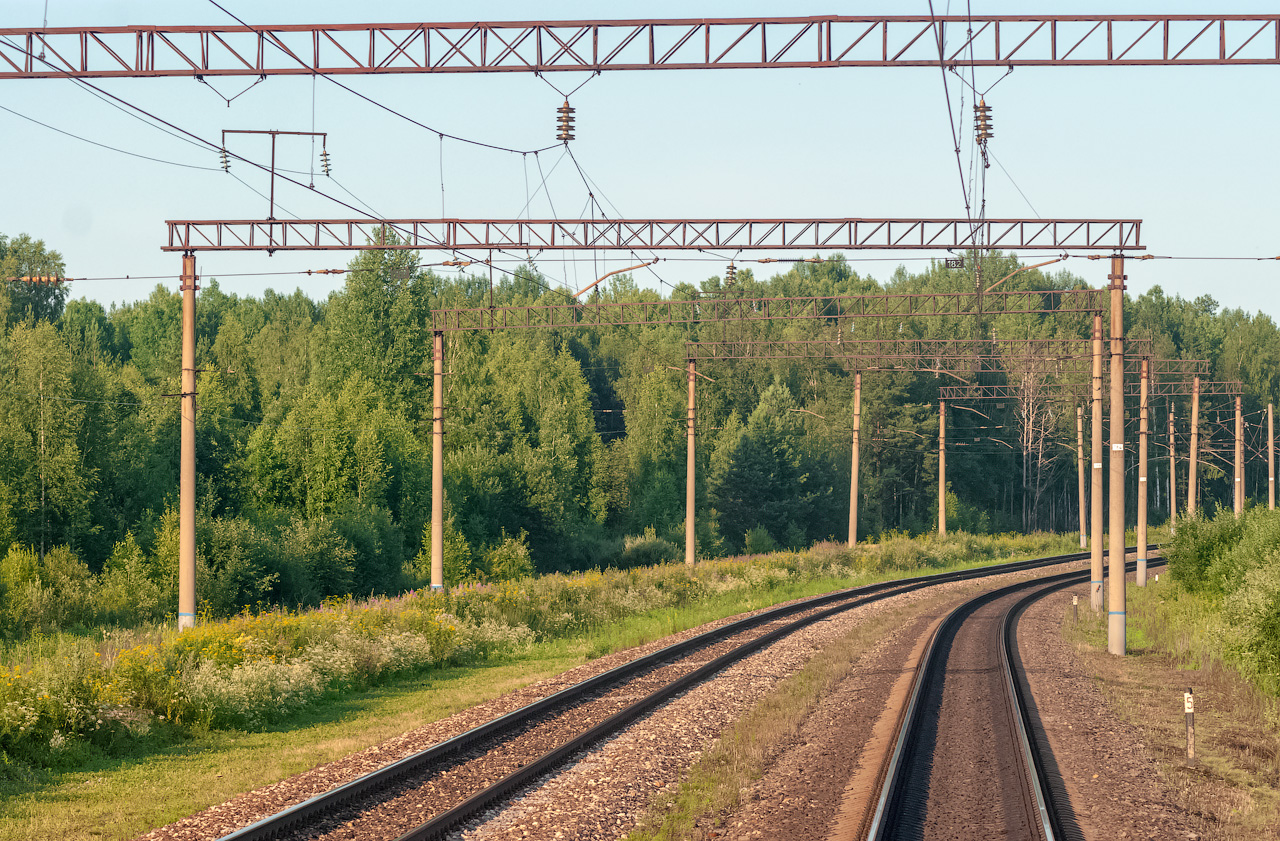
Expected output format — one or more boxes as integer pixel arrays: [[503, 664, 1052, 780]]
[[279, 516, 356, 606], [0, 545, 96, 637], [411, 518, 476, 587], [96, 533, 169, 626], [619, 527, 680, 568], [483, 531, 534, 582], [742, 526, 778, 555], [1166, 506, 1245, 595], [196, 517, 280, 618]]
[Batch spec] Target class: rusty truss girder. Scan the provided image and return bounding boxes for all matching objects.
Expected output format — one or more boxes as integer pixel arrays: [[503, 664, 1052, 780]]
[[940, 378, 1241, 402], [432, 288, 1106, 332], [4, 16, 1279, 78], [684, 337, 1153, 367], [162, 218, 1144, 253]]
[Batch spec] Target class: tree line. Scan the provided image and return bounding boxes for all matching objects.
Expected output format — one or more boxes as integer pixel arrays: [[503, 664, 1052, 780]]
[[1, 229, 1276, 633]]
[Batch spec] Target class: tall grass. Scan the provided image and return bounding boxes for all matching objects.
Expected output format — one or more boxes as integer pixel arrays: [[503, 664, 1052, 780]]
[[0, 531, 1071, 776]]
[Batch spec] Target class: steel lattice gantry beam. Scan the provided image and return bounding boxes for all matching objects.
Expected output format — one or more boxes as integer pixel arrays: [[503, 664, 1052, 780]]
[[683, 337, 1153, 368], [4, 15, 1279, 78], [939, 377, 1238, 402], [163, 218, 1144, 254]]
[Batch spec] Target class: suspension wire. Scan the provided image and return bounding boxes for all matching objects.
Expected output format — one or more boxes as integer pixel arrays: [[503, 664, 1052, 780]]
[[927, 2, 974, 231], [439, 134, 446, 222], [2, 34, 601, 307], [989, 149, 1041, 219], [195, 73, 266, 107], [310, 73, 316, 187], [205, 0, 559, 157], [0, 102, 219, 171], [564, 145, 676, 292], [536, 70, 602, 100]]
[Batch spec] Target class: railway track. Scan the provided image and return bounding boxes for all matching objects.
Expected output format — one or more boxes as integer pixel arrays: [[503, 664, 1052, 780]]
[[217, 548, 1140, 841], [866, 556, 1163, 841]]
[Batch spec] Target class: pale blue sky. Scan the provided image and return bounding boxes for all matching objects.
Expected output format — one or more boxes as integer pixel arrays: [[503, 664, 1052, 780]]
[[2, 1, 1277, 316]]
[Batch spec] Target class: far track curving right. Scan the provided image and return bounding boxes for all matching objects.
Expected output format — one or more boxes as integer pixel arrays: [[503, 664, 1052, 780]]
[[868, 556, 1162, 841]]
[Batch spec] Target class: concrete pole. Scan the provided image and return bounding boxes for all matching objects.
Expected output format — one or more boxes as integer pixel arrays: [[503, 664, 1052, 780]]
[[1168, 408, 1177, 535], [1090, 314, 1104, 612], [1107, 255, 1126, 656], [1269, 403, 1275, 510], [686, 359, 697, 565], [1234, 395, 1244, 517], [1189, 376, 1201, 518], [938, 400, 947, 537], [1076, 405, 1087, 549], [1137, 358, 1149, 586], [179, 253, 198, 631], [848, 371, 862, 547], [431, 330, 445, 590]]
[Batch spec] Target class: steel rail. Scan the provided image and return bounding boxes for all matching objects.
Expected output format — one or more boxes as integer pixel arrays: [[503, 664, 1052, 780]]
[[217, 548, 1107, 841], [867, 551, 1161, 840], [1003, 554, 1163, 840]]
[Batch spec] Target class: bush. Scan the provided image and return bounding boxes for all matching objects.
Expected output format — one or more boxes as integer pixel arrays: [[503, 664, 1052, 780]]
[[279, 516, 356, 606], [196, 517, 279, 618], [619, 527, 680, 568], [1166, 506, 1245, 595], [333, 502, 404, 595], [0, 545, 96, 637], [96, 533, 169, 626], [483, 531, 534, 582], [742, 526, 778, 555], [411, 518, 476, 588]]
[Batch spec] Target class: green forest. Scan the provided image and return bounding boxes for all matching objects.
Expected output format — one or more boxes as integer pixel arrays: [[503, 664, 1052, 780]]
[[2, 228, 1278, 634]]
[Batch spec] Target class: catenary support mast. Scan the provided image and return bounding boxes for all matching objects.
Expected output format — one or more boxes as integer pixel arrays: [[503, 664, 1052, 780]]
[[1189, 376, 1201, 517], [1077, 405, 1087, 549], [1235, 395, 1245, 517], [685, 360, 696, 565], [431, 331, 445, 590], [1090, 314, 1104, 612], [179, 253, 197, 630], [1108, 255, 1126, 655], [1137, 358, 1149, 586], [1169, 408, 1178, 534], [849, 371, 862, 547], [938, 400, 947, 537]]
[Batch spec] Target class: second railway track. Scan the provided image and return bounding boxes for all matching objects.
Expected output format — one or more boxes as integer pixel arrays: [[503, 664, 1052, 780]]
[[215, 548, 1148, 841], [867, 556, 1163, 841]]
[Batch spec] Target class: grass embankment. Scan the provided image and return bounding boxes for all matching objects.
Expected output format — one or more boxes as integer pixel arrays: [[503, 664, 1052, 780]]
[[1066, 510, 1280, 840], [0, 531, 1073, 841]]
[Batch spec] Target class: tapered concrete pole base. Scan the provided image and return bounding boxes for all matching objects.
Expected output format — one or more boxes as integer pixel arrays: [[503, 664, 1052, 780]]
[[1137, 560, 1148, 587], [1108, 612, 1126, 656]]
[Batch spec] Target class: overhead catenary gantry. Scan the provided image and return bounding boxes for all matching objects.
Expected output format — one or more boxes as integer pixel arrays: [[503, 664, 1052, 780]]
[[162, 218, 1143, 254], [3, 15, 1279, 78], [683, 336, 1156, 553], [165, 229, 1134, 632]]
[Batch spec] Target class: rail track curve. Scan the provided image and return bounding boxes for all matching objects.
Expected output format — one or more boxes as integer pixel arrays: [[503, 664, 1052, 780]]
[[217, 547, 1145, 841]]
